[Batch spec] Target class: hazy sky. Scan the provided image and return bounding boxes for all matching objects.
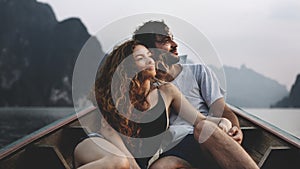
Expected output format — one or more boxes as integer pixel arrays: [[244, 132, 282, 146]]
[[38, 0, 300, 90]]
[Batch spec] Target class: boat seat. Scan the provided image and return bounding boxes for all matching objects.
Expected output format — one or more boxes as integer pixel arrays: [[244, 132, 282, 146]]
[[241, 126, 262, 163], [17, 126, 92, 169], [13, 126, 90, 169], [18, 145, 70, 169], [240, 123, 298, 167]]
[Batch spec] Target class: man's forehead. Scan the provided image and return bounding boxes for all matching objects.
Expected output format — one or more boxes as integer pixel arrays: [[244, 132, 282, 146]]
[[152, 26, 172, 37], [156, 31, 173, 39], [164, 26, 172, 35], [161, 28, 172, 37], [166, 30, 173, 38]]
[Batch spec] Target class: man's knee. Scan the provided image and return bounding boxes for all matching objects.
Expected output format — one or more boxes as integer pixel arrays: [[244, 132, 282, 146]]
[[108, 156, 130, 169], [149, 156, 192, 169], [194, 120, 224, 144]]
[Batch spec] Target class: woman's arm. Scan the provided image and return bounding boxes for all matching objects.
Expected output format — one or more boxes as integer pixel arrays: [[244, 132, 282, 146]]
[[206, 116, 232, 133]]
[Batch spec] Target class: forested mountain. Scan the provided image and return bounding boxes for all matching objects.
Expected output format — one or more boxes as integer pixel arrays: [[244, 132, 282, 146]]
[[0, 0, 104, 106], [272, 74, 300, 108], [212, 65, 289, 108], [0, 0, 292, 108]]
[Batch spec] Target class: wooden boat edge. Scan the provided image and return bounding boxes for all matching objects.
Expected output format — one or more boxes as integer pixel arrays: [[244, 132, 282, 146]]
[[0, 106, 96, 160], [0, 105, 299, 169], [229, 105, 300, 149]]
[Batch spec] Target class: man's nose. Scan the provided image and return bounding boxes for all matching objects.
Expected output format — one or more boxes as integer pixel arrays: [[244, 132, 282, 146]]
[[171, 40, 178, 48]]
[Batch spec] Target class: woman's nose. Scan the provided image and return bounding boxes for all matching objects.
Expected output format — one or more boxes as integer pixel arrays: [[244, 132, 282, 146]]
[[147, 57, 155, 64]]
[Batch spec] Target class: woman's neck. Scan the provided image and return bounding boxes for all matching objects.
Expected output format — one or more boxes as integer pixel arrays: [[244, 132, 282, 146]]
[[142, 79, 151, 93]]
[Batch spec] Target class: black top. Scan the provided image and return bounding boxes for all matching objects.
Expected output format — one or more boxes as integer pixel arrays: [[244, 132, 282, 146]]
[[135, 89, 168, 138], [130, 89, 168, 168]]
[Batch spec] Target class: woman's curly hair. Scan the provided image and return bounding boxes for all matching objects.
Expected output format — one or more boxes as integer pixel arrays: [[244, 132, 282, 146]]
[[94, 40, 157, 141]]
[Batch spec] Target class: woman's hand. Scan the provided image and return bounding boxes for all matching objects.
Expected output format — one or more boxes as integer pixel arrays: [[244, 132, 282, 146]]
[[127, 157, 141, 169], [217, 118, 232, 133], [205, 116, 232, 133]]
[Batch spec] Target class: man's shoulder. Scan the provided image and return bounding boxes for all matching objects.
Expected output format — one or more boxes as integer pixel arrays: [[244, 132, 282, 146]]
[[179, 63, 206, 68], [178, 63, 208, 73]]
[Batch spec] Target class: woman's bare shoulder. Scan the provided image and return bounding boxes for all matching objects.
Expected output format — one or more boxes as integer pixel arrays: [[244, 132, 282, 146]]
[[158, 82, 179, 94]]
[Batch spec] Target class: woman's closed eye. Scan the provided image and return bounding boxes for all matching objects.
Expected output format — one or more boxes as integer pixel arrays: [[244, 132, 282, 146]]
[[134, 52, 153, 61], [135, 56, 144, 61]]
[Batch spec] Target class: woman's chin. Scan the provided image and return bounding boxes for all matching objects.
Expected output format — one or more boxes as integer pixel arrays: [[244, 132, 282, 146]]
[[143, 70, 156, 79]]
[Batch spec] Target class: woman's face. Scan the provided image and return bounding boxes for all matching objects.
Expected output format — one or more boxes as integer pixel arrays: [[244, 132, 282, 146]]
[[132, 45, 156, 77]]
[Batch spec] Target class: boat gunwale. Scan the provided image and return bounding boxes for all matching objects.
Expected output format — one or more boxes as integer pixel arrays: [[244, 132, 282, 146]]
[[0, 106, 97, 160], [229, 105, 300, 149], [1, 105, 299, 162]]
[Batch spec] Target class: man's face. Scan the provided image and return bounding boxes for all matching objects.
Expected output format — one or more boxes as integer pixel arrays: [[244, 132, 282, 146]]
[[154, 32, 180, 65]]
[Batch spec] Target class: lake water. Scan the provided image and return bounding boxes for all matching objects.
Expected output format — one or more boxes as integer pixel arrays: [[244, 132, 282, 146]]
[[243, 108, 300, 140], [0, 107, 299, 151], [0, 107, 74, 149]]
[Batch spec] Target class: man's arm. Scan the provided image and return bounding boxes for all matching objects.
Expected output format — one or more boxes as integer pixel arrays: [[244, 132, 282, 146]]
[[191, 64, 243, 143], [209, 98, 243, 144], [223, 104, 239, 127], [223, 104, 243, 144]]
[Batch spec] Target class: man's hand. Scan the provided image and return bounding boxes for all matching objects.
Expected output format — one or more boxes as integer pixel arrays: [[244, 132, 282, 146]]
[[228, 126, 243, 144]]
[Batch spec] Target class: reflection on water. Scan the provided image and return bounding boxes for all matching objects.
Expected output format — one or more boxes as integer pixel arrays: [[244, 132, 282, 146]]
[[243, 108, 300, 140], [0, 107, 74, 149]]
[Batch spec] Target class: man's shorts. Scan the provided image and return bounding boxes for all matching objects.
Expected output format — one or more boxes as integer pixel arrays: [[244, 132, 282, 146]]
[[159, 134, 221, 169]]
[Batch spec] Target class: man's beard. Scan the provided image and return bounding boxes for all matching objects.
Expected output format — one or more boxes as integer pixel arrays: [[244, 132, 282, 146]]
[[163, 52, 180, 65], [153, 49, 180, 66], [154, 52, 179, 82]]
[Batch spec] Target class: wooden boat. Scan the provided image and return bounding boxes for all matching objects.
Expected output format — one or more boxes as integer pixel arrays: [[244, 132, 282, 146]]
[[0, 105, 299, 169]]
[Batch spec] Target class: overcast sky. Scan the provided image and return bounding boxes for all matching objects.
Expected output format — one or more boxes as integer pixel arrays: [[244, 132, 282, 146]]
[[38, 0, 300, 90]]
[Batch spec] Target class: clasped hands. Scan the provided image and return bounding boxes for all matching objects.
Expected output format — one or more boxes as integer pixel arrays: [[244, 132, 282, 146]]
[[197, 117, 243, 144]]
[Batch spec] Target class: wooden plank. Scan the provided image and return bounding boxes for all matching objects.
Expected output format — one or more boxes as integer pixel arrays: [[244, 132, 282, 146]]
[[241, 127, 263, 163], [21, 145, 69, 169]]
